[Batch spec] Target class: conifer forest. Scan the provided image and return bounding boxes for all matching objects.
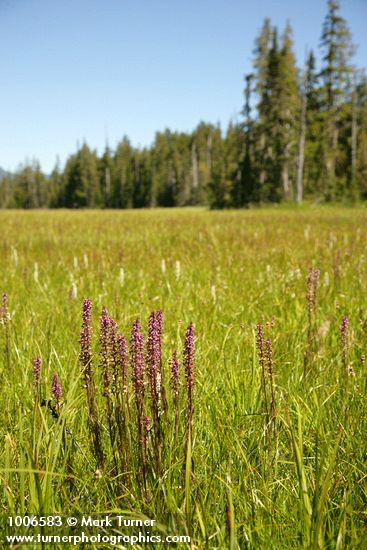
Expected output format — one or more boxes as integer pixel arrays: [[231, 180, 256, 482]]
[[1, 1, 366, 209]]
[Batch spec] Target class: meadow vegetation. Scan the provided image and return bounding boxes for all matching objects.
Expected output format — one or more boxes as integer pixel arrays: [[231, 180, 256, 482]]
[[0, 207, 366, 548]]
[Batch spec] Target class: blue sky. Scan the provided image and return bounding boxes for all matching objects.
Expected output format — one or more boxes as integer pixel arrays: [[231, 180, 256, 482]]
[[1, 0, 366, 173]]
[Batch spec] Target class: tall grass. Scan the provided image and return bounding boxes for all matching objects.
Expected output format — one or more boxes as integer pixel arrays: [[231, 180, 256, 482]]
[[0, 207, 366, 548]]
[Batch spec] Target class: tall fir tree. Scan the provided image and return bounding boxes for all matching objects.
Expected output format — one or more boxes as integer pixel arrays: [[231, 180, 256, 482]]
[[253, 22, 299, 201], [297, 50, 321, 202], [278, 22, 300, 200], [99, 146, 114, 208], [62, 143, 100, 208], [319, 0, 354, 199], [236, 73, 255, 206], [113, 137, 135, 208]]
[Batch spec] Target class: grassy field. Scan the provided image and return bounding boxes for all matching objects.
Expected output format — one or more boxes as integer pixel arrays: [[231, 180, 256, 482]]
[[1, 207, 366, 549]]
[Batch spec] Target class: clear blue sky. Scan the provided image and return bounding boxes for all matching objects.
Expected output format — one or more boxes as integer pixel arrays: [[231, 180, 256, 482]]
[[1, 0, 366, 173]]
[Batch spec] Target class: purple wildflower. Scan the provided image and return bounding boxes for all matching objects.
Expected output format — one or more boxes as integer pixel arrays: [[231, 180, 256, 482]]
[[131, 319, 145, 409], [340, 315, 349, 352], [131, 319, 146, 484], [266, 338, 274, 376], [256, 324, 265, 355], [256, 325, 266, 375], [113, 332, 129, 475], [155, 310, 163, 359], [307, 267, 321, 319], [148, 312, 160, 376], [184, 322, 195, 432], [79, 299, 104, 468], [256, 323, 268, 418], [265, 338, 276, 426], [52, 373, 62, 402], [147, 311, 163, 413], [80, 298, 93, 373], [340, 315, 353, 376], [33, 356, 42, 387], [143, 415, 152, 433], [100, 307, 112, 394], [170, 350, 180, 402], [147, 311, 165, 474], [108, 317, 119, 394]]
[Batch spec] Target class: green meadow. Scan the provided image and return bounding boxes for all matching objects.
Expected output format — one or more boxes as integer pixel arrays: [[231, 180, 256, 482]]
[[1, 207, 367, 549]]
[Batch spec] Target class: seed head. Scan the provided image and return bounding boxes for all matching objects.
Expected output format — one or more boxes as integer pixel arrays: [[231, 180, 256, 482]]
[[0, 292, 9, 323], [2, 292, 8, 308]]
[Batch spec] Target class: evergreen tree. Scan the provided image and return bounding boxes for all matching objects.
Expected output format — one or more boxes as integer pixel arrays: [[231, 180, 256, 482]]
[[236, 73, 255, 206], [278, 22, 300, 199], [99, 146, 114, 208], [10, 161, 46, 209], [253, 18, 273, 101], [254, 23, 299, 201], [226, 121, 245, 207], [132, 149, 152, 207], [353, 75, 367, 198], [297, 50, 321, 202], [319, 0, 354, 199], [208, 125, 232, 209], [252, 19, 274, 199], [113, 137, 135, 208], [48, 157, 63, 207], [151, 130, 177, 206], [192, 122, 219, 204], [0, 175, 14, 208], [320, 0, 354, 110], [301, 51, 324, 198], [63, 144, 100, 208]]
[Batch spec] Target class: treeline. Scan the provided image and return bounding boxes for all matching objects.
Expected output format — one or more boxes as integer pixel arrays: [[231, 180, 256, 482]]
[[0, 125, 233, 209], [1, 0, 366, 209]]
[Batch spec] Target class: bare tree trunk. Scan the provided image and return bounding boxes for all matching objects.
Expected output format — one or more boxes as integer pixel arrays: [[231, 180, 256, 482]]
[[282, 163, 290, 198], [331, 123, 339, 199], [351, 85, 357, 189], [259, 134, 266, 187], [206, 134, 212, 182], [105, 167, 110, 205], [296, 90, 307, 204], [191, 142, 199, 189]]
